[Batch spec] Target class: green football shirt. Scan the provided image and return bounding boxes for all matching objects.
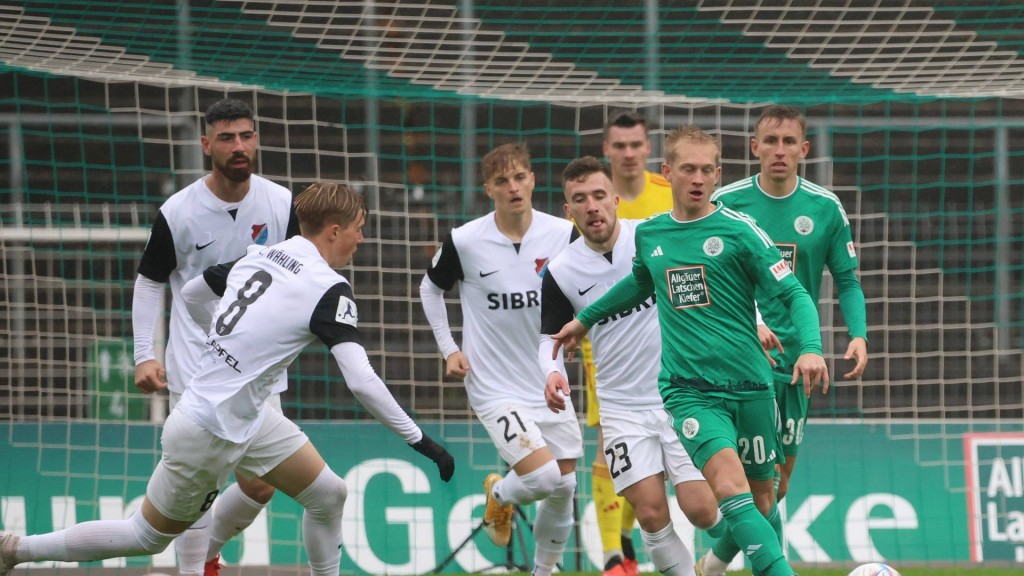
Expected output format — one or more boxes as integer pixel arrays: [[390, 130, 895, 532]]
[[577, 203, 821, 401], [712, 175, 862, 368]]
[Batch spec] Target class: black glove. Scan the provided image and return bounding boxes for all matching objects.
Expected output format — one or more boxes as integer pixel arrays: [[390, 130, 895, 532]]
[[410, 433, 455, 482]]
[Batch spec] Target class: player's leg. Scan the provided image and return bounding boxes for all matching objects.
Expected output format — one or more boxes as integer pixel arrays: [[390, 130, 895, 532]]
[[245, 410, 345, 576], [664, 390, 794, 576], [529, 406, 583, 576], [603, 409, 689, 576], [1, 409, 227, 571], [775, 372, 808, 503], [205, 394, 284, 568], [478, 403, 562, 546]]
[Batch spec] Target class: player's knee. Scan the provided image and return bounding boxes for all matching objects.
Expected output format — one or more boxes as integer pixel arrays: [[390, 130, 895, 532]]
[[681, 500, 719, 530], [295, 466, 348, 522], [632, 500, 670, 533], [521, 460, 562, 501], [129, 511, 177, 554], [553, 470, 576, 501]]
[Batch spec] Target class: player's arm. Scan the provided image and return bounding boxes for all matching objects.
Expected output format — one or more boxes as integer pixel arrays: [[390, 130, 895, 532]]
[[827, 207, 868, 378], [180, 260, 236, 332], [315, 282, 454, 481], [132, 212, 176, 393], [285, 204, 301, 238], [419, 233, 468, 380], [833, 267, 868, 379], [775, 281, 828, 396], [540, 270, 574, 412]]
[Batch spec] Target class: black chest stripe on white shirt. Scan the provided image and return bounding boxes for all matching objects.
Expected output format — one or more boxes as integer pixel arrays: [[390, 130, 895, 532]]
[[311, 282, 363, 348]]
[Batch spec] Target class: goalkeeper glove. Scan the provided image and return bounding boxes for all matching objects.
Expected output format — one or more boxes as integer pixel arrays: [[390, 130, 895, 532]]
[[410, 433, 455, 482]]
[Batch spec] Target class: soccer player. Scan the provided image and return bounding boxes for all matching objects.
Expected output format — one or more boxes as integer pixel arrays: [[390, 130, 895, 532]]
[[550, 126, 829, 576], [541, 156, 723, 576], [131, 98, 298, 576], [0, 182, 455, 576], [587, 111, 674, 576], [419, 142, 582, 576], [696, 105, 868, 575]]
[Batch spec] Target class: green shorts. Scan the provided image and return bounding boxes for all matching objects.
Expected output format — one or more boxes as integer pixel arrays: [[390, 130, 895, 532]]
[[773, 368, 809, 458], [662, 386, 783, 481]]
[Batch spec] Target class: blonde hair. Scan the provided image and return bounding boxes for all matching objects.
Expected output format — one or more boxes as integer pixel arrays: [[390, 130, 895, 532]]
[[664, 125, 721, 165], [481, 142, 531, 182], [293, 182, 366, 236]]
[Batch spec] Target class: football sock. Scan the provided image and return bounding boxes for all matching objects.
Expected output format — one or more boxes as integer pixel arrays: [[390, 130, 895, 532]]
[[20, 511, 176, 562], [175, 507, 211, 576], [497, 460, 560, 505], [719, 493, 792, 576], [620, 500, 637, 560], [532, 472, 576, 573], [592, 461, 625, 562], [640, 522, 693, 576], [706, 509, 727, 538], [294, 465, 347, 576], [208, 482, 267, 560], [710, 524, 741, 567]]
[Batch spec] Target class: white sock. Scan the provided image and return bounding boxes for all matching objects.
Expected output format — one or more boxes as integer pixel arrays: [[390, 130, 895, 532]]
[[175, 507, 212, 575], [293, 466, 347, 576], [641, 522, 694, 576], [21, 511, 176, 562], [532, 472, 576, 574], [208, 483, 266, 560], [494, 460, 560, 505], [701, 548, 730, 572]]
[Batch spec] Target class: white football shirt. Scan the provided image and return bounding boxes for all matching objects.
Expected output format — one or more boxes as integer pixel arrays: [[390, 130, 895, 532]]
[[425, 210, 575, 411], [177, 236, 417, 443], [136, 175, 297, 394], [541, 219, 664, 412]]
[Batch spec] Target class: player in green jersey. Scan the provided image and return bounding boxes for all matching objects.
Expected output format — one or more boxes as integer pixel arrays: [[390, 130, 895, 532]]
[[550, 126, 829, 576], [695, 106, 868, 576]]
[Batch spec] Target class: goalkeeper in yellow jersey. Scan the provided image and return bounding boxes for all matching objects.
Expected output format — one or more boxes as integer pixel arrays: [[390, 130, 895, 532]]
[[586, 111, 675, 576]]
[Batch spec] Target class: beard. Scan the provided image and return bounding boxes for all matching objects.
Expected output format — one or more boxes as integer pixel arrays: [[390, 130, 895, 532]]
[[216, 155, 254, 182]]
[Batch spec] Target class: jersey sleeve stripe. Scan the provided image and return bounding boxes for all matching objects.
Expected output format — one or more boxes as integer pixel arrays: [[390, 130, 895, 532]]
[[721, 207, 775, 248]]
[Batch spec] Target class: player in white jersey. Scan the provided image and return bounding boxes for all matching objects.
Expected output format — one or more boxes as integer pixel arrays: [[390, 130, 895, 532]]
[[420, 142, 582, 576], [131, 99, 298, 576], [541, 157, 723, 576], [0, 182, 455, 576]]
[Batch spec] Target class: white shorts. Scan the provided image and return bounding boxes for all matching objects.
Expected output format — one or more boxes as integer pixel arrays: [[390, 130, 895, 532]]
[[477, 403, 583, 466], [600, 408, 704, 495], [147, 404, 307, 522]]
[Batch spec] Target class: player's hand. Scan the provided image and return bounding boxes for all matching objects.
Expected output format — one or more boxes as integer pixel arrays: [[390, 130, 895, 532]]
[[843, 337, 868, 379], [544, 372, 571, 413], [551, 319, 588, 361], [444, 351, 470, 381], [791, 352, 829, 398], [757, 324, 784, 367], [410, 433, 455, 482], [134, 359, 168, 394]]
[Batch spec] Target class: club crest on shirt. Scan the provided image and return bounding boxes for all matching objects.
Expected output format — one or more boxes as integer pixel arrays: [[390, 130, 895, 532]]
[[335, 295, 358, 326], [794, 215, 814, 236], [534, 257, 549, 277], [251, 223, 269, 245], [702, 236, 724, 257]]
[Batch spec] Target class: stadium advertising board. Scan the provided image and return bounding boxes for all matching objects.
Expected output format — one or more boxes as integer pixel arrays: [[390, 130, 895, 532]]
[[0, 421, 1003, 572]]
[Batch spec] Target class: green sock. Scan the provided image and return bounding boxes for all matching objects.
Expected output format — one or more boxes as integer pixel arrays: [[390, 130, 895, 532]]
[[718, 494, 793, 576], [711, 524, 741, 565], [767, 502, 783, 545]]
